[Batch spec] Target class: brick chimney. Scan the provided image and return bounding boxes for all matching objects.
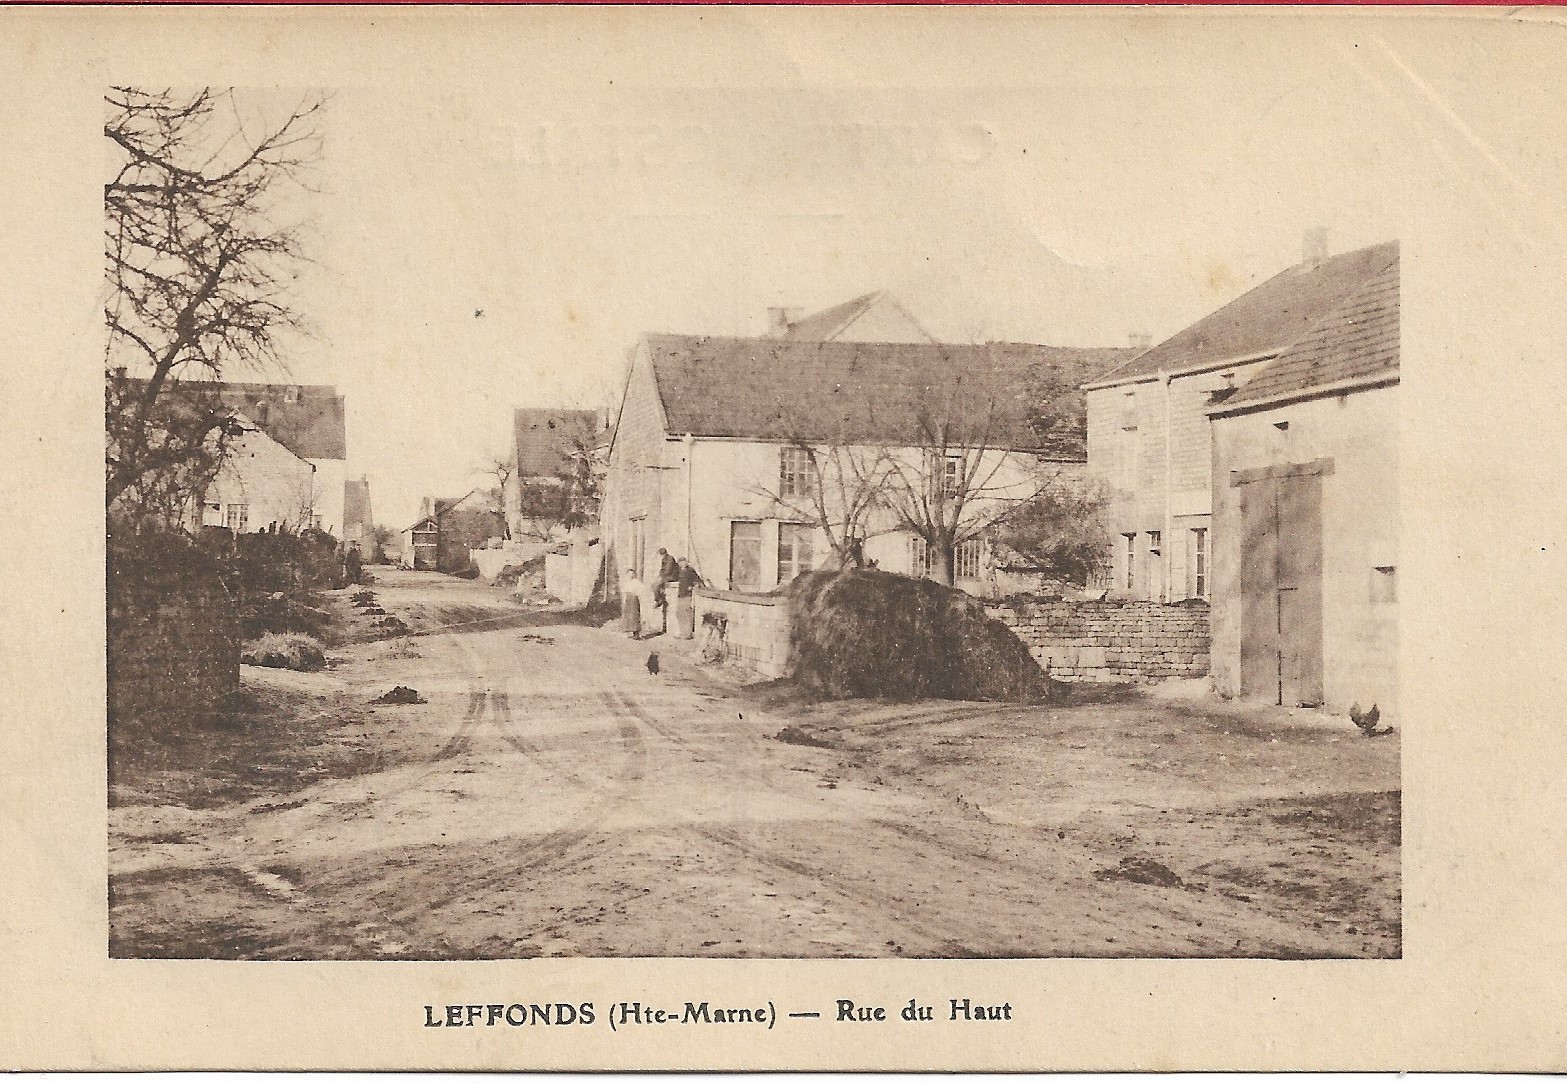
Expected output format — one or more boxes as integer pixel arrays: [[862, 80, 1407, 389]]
[[767, 306, 803, 337], [1303, 227, 1329, 268]]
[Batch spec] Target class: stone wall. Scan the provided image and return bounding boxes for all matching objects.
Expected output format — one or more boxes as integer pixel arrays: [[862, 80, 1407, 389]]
[[985, 598, 1209, 682], [108, 533, 240, 725], [693, 588, 791, 678]]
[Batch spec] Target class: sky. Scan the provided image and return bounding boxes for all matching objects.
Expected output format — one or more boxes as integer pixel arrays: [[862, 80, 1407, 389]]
[[230, 10, 1567, 532]]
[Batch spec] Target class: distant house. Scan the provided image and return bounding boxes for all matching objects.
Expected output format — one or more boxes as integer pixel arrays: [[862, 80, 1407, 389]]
[[342, 476, 373, 555], [193, 412, 316, 534], [603, 332, 1133, 596], [205, 382, 349, 537], [505, 407, 603, 542], [1083, 236, 1399, 603], [1208, 244, 1399, 718], [768, 290, 935, 343], [403, 490, 506, 574]]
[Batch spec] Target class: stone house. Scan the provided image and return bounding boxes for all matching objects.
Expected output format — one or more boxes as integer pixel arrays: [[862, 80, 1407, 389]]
[[403, 490, 506, 574], [504, 407, 604, 542], [768, 289, 935, 343], [602, 331, 1132, 597], [342, 476, 373, 554], [1084, 236, 1399, 604], [1208, 244, 1399, 718], [191, 412, 316, 534], [207, 381, 349, 537]]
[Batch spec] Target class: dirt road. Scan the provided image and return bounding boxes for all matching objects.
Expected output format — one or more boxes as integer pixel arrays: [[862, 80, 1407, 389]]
[[110, 570, 1399, 959]]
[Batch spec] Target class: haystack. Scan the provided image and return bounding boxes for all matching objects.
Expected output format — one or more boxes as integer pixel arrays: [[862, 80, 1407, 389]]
[[786, 568, 1053, 702]]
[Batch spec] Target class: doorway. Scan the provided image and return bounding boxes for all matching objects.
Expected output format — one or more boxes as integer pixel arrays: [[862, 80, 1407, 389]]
[[1237, 468, 1325, 707]]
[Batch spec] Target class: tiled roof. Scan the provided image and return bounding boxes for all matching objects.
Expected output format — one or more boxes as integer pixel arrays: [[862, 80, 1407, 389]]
[[782, 290, 933, 342], [207, 381, 347, 460], [1220, 250, 1399, 410], [514, 407, 599, 478], [645, 335, 1137, 457], [1089, 240, 1400, 387]]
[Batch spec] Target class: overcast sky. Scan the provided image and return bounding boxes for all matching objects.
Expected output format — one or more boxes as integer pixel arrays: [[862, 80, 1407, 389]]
[[234, 10, 1566, 531]]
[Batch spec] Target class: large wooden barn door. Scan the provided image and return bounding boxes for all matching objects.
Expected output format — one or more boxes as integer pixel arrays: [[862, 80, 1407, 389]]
[[1237, 468, 1324, 706], [1276, 474, 1324, 707], [1238, 479, 1281, 700]]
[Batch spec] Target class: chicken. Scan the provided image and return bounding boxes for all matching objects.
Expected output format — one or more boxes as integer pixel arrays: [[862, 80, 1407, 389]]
[[646, 652, 660, 676], [1349, 702, 1384, 736]]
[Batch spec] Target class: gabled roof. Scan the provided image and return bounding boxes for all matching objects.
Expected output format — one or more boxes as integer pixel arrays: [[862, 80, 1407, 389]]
[[206, 381, 347, 460], [1216, 248, 1399, 413], [643, 335, 1136, 458], [513, 407, 599, 478], [783, 290, 934, 343], [1088, 240, 1400, 388]]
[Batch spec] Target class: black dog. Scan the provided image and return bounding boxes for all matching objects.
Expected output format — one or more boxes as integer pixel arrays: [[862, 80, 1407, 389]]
[[646, 652, 660, 676]]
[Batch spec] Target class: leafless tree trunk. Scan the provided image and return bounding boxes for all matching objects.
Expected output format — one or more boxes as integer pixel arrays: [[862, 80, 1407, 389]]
[[105, 87, 325, 521]]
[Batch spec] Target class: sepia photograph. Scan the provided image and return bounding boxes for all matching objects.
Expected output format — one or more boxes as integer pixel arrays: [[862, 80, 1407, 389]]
[[5, 4, 1565, 1071], [105, 50, 1398, 965]]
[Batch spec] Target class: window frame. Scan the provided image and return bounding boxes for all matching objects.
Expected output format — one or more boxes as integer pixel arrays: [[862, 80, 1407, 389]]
[[1191, 527, 1208, 599], [776, 522, 815, 583], [778, 446, 818, 500], [1122, 532, 1136, 591], [225, 503, 249, 533], [728, 519, 763, 591]]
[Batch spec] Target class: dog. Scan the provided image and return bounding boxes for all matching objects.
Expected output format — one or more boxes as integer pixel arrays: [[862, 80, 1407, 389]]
[[646, 652, 660, 676]]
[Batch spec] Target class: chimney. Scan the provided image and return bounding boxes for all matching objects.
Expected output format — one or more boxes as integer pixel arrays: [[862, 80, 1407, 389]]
[[420, 496, 433, 518], [1303, 227, 1329, 268], [1128, 332, 1152, 350], [767, 306, 803, 337]]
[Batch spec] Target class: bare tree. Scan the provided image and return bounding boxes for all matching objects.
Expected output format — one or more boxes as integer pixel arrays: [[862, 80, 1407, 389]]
[[105, 86, 325, 521], [879, 354, 1084, 586], [745, 403, 896, 570], [481, 452, 515, 540]]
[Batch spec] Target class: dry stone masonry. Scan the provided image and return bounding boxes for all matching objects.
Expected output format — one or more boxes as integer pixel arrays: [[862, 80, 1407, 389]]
[[984, 599, 1210, 682]]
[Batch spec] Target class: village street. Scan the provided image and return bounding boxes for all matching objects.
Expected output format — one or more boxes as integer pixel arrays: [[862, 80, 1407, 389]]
[[109, 570, 1399, 961]]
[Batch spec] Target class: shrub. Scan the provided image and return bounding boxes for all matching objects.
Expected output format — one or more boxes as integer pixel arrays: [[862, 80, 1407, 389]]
[[786, 568, 1055, 703], [241, 632, 326, 672]]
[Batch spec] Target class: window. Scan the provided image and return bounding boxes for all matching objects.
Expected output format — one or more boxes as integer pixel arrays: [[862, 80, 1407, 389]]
[[1148, 530, 1162, 555], [1122, 533, 1136, 591], [1191, 527, 1208, 599], [940, 454, 963, 498], [953, 539, 983, 580], [777, 523, 815, 583], [225, 504, 248, 532], [729, 520, 762, 591], [909, 538, 982, 580], [779, 447, 817, 499]]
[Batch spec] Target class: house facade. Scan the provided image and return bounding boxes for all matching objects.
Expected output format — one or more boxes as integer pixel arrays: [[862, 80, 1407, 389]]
[[342, 476, 373, 554], [505, 407, 603, 542], [1208, 248, 1399, 718], [208, 382, 349, 537], [192, 413, 316, 534], [403, 490, 507, 574], [603, 331, 1132, 597], [1084, 237, 1399, 604]]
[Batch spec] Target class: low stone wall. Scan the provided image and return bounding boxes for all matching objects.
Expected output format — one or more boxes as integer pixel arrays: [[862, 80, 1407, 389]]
[[693, 588, 791, 678], [108, 534, 240, 725], [985, 599, 1210, 682]]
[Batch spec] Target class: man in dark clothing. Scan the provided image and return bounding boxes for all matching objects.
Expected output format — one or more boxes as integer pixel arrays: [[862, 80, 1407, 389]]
[[673, 556, 705, 639], [652, 547, 679, 633]]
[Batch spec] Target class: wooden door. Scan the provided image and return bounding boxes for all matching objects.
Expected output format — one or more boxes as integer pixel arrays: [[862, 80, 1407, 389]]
[[1237, 471, 1324, 706], [1276, 474, 1324, 706], [1238, 478, 1280, 699]]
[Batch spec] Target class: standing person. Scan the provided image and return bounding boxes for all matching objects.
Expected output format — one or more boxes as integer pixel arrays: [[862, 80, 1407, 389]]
[[653, 547, 678, 634], [674, 556, 705, 640], [620, 566, 644, 639]]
